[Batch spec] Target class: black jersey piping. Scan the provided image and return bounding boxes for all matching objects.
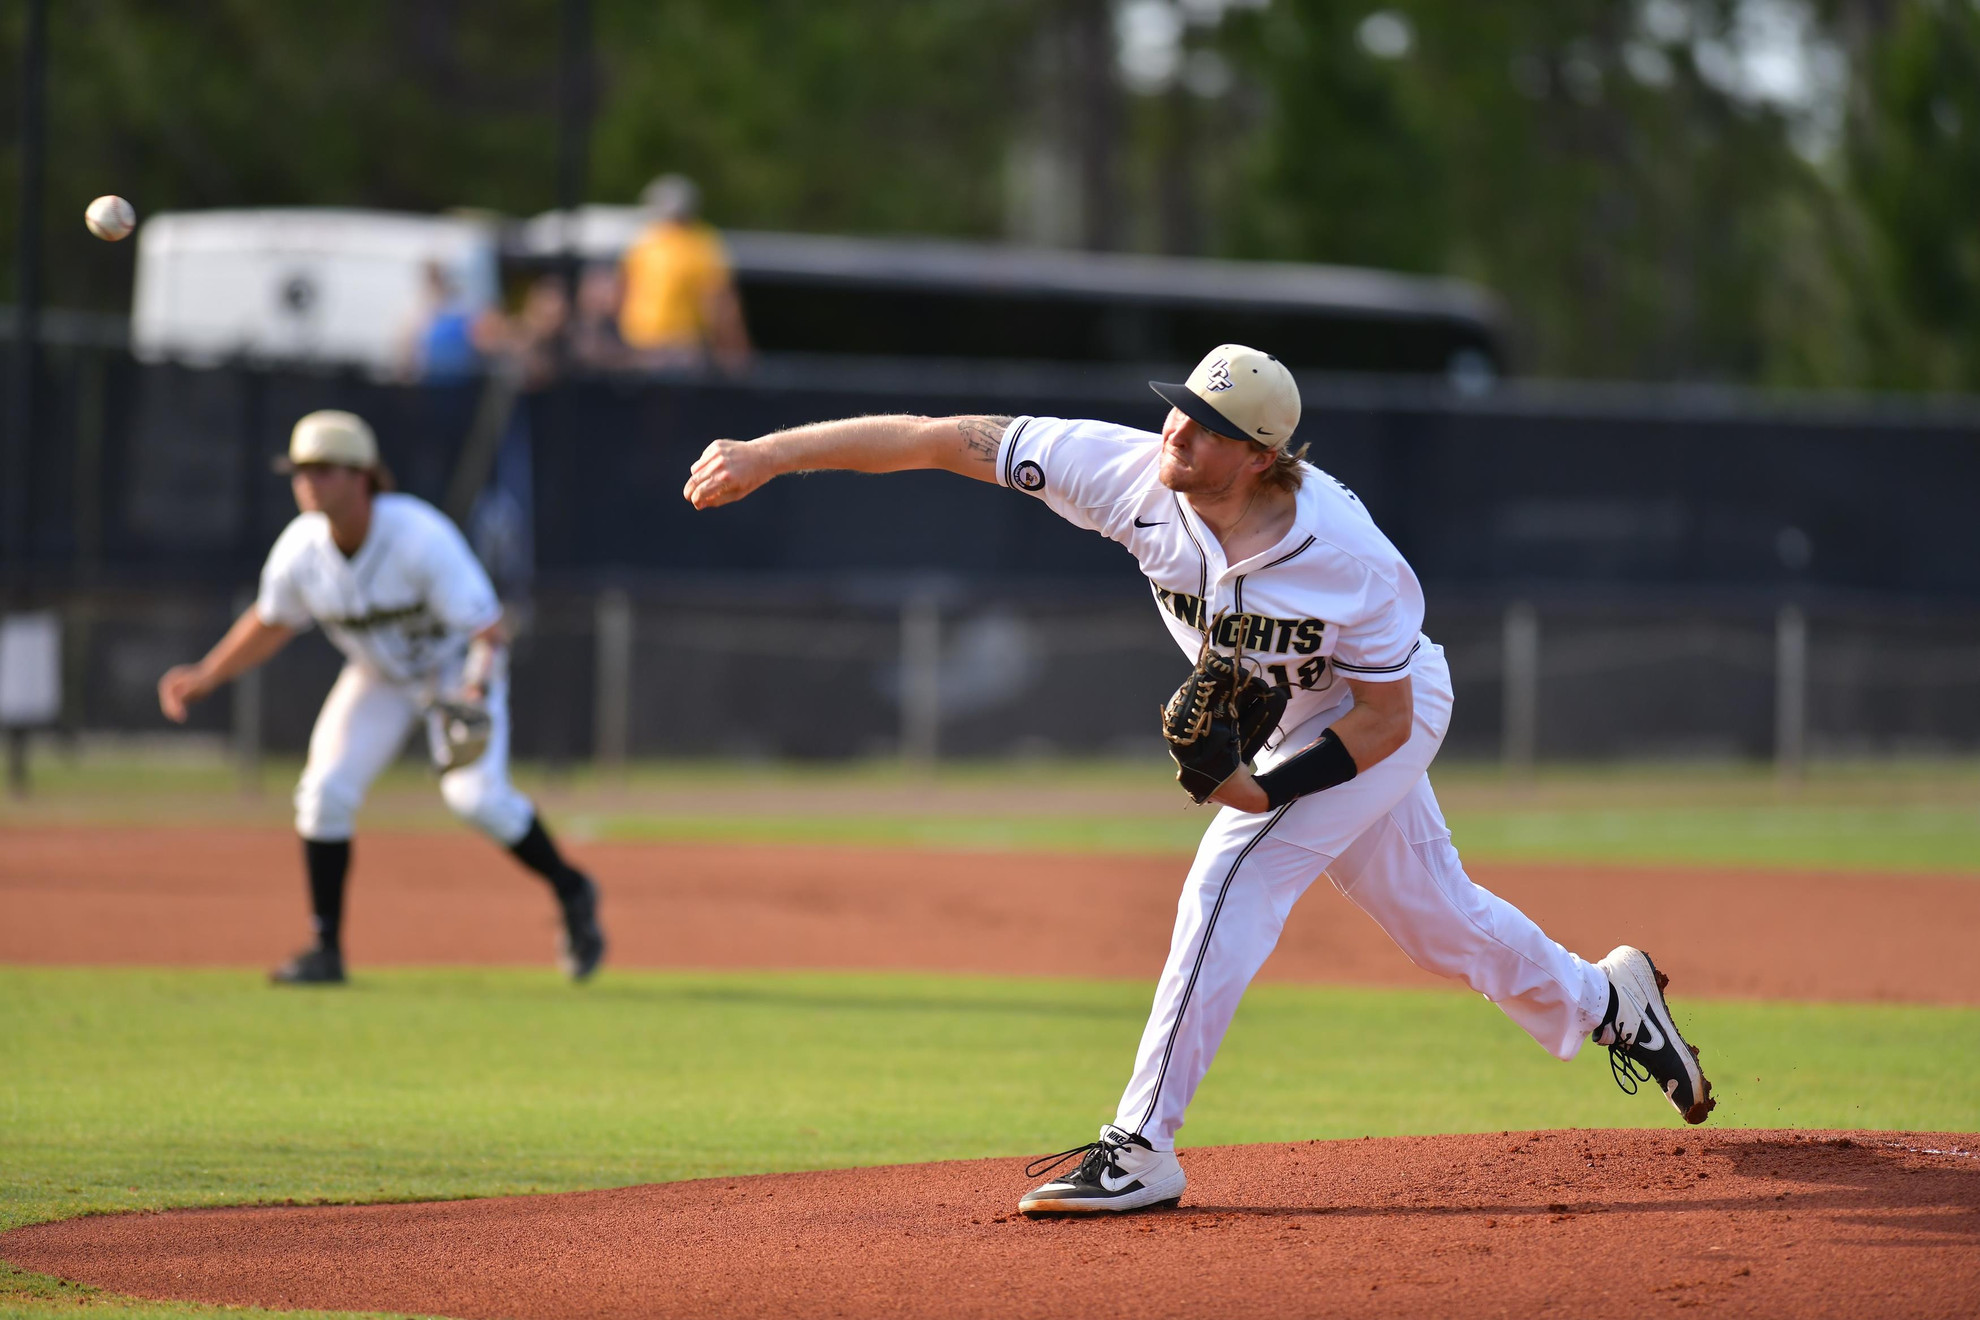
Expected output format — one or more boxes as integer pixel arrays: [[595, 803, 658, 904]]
[[1330, 638, 1422, 674], [1001, 418, 1030, 489], [1131, 801, 1295, 1140], [1174, 493, 1209, 604], [1257, 535, 1317, 574], [1233, 535, 1314, 616]]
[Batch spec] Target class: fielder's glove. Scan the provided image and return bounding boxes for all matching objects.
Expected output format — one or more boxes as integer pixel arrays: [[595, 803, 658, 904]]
[[1161, 642, 1287, 804], [430, 698, 492, 772]]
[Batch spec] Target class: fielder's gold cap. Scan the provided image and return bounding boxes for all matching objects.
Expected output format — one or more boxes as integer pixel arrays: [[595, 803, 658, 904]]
[[1150, 344, 1301, 450], [275, 410, 379, 472]]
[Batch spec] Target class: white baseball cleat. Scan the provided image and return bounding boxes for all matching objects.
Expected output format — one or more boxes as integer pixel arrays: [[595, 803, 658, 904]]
[[1018, 1125, 1186, 1215], [1594, 945, 1715, 1124]]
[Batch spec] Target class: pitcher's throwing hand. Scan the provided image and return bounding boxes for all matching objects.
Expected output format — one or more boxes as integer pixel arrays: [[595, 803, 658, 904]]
[[684, 438, 777, 509]]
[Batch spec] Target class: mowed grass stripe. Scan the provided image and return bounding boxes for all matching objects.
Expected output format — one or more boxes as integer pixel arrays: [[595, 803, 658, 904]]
[[574, 801, 1980, 872], [7, 757, 1978, 874]]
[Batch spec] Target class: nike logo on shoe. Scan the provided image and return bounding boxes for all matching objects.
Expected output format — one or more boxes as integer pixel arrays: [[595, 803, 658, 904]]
[[1632, 1014, 1666, 1052], [1133, 517, 1167, 528]]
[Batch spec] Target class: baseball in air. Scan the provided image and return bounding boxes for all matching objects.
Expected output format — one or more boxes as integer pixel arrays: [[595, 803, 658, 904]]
[[84, 195, 137, 242]]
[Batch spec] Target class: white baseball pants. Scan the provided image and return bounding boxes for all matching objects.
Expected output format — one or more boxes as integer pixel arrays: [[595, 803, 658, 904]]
[[293, 662, 535, 846], [1114, 646, 1612, 1151]]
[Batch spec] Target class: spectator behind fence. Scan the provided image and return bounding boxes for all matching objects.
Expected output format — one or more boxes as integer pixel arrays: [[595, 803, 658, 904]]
[[473, 274, 571, 389], [571, 263, 632, 372], [399, 260, 497, 382], [618, 175, 752, 372]]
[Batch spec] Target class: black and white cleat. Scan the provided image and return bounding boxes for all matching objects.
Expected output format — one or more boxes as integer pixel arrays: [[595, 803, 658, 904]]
[[1594, 945, 1715, 1124]]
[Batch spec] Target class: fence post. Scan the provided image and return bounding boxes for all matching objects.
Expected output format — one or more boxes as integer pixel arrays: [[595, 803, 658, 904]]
[[900, 592, 941, 765], [1502, 601, 1538, 779], [0, 611, 61, 798], [593, 587, 633, 770], [1774, 604, 1807, 780], [4, 728, 23, 798], [231, 590, 262, 796]]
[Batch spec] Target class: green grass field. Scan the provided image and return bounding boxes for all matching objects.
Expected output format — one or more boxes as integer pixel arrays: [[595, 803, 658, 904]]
[[3, 752, 1977, 1319], [8, 750, 1980, 872], [5, 967, 1977, 1318]]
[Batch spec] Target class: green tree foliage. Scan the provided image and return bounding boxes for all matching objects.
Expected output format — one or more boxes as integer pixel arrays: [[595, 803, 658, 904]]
[[1845, 0, 1980, 387], [590, 1, 1036, 238], [2, 0, 1976, 387], [1, 0, 562, 310], [1214, 1, 1843, 379], [0, 1, 1033, 312], [1219, 0, 1449, 275]]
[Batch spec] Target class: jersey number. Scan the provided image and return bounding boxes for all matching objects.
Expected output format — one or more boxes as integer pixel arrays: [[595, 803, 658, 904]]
[[1266, 657, 1329, 692]]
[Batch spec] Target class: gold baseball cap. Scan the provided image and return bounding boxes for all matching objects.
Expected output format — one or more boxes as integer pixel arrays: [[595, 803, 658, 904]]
[[1150, 344, 1301, 449], [275, 410, 380, 472]]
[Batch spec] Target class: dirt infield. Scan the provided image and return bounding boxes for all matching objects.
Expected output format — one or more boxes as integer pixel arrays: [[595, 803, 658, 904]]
[[3, 826, 1978, 1002], [7, 1129, 1976, 1319], [7, 826, 1980, 1317]]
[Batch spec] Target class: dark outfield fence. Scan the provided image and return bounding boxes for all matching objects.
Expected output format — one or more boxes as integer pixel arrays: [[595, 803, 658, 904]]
[[5, 345, 1980, 595], [3, 344, 1980, 761], [39, 582, 1980, 764], [530, 360, 1980, 598]]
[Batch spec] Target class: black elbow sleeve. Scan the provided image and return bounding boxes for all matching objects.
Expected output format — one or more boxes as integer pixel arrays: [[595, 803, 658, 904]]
[[1253, 727, 1359, 810]]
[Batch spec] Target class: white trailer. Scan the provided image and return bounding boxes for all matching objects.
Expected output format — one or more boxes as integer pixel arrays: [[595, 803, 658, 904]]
[[131, 208, 499, 374]]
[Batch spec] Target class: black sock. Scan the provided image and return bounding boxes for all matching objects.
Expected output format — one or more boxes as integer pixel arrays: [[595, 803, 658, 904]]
[[303, 838, 350, 953], [1594, 982, 1620, 1041], [509, 815, 587, 903]]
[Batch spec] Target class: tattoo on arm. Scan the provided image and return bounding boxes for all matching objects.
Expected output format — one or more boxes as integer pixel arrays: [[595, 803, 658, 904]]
[[955, 416, 1014, 465]]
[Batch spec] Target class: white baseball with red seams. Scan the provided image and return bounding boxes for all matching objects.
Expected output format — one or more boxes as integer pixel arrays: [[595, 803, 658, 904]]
[[997, 415, 1613, 1152], [84, 194, 137, 241]]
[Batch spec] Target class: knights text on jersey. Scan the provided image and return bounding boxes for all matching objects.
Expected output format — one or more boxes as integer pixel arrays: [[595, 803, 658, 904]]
[[255, 493, 502, 684], [996, 415, 1429, 737]]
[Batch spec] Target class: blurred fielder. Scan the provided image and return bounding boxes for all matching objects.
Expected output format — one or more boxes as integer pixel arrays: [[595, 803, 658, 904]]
[[684, 345, 1712, 1216], [158, 410, 606, 985]]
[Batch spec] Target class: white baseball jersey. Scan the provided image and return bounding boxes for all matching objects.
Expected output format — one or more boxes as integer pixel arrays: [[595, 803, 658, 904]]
[[995, 416, 1612, 1157], [996, 416, 1429, 743], [256, 493, 501, 686]]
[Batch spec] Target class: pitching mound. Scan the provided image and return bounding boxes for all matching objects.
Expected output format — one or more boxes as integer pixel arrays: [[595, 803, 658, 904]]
[[7, 1130, 1975, 1319]]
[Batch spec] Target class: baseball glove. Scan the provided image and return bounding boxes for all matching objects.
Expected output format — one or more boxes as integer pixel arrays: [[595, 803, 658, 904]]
[[1161, 633, 1288, 804], [430, 698, 492, 772]]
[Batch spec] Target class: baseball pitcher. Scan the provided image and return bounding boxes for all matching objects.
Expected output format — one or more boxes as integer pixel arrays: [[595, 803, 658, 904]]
[[158, 410, 606, 985], [683, 346, 1712, 1216]]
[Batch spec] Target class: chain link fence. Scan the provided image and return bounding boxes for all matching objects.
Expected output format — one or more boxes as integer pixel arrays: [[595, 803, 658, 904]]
[[13, 583, 1980, 775]]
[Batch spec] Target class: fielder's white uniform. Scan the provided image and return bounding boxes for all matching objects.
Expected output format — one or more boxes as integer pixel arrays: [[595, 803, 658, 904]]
[[997, 416, 1613, 1151], [255, 492, 536, 846]]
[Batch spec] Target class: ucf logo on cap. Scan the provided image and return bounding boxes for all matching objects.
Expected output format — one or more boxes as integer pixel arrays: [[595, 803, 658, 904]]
[[1149, 344, 1302, 449]]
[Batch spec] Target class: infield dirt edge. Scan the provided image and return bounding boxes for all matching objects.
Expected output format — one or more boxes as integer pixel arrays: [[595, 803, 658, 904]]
[[5, 1128, 1977, 1320]]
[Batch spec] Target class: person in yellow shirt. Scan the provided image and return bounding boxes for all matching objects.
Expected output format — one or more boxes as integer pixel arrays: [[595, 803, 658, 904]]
[[618, 175, 752, 371]]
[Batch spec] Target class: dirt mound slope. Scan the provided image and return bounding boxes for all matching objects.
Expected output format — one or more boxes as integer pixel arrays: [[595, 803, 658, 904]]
[[5, 827, 1979, 1003], [6, 1129, 1975, 1319]]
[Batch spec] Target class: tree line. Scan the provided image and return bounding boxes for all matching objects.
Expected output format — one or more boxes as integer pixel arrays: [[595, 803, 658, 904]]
[[2, 0, 1973, 388]]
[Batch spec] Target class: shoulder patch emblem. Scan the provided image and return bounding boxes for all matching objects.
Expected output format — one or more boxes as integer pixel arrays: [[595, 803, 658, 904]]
[[1013, 460, 1046, 492], [1204, 359, 1234, 392]]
